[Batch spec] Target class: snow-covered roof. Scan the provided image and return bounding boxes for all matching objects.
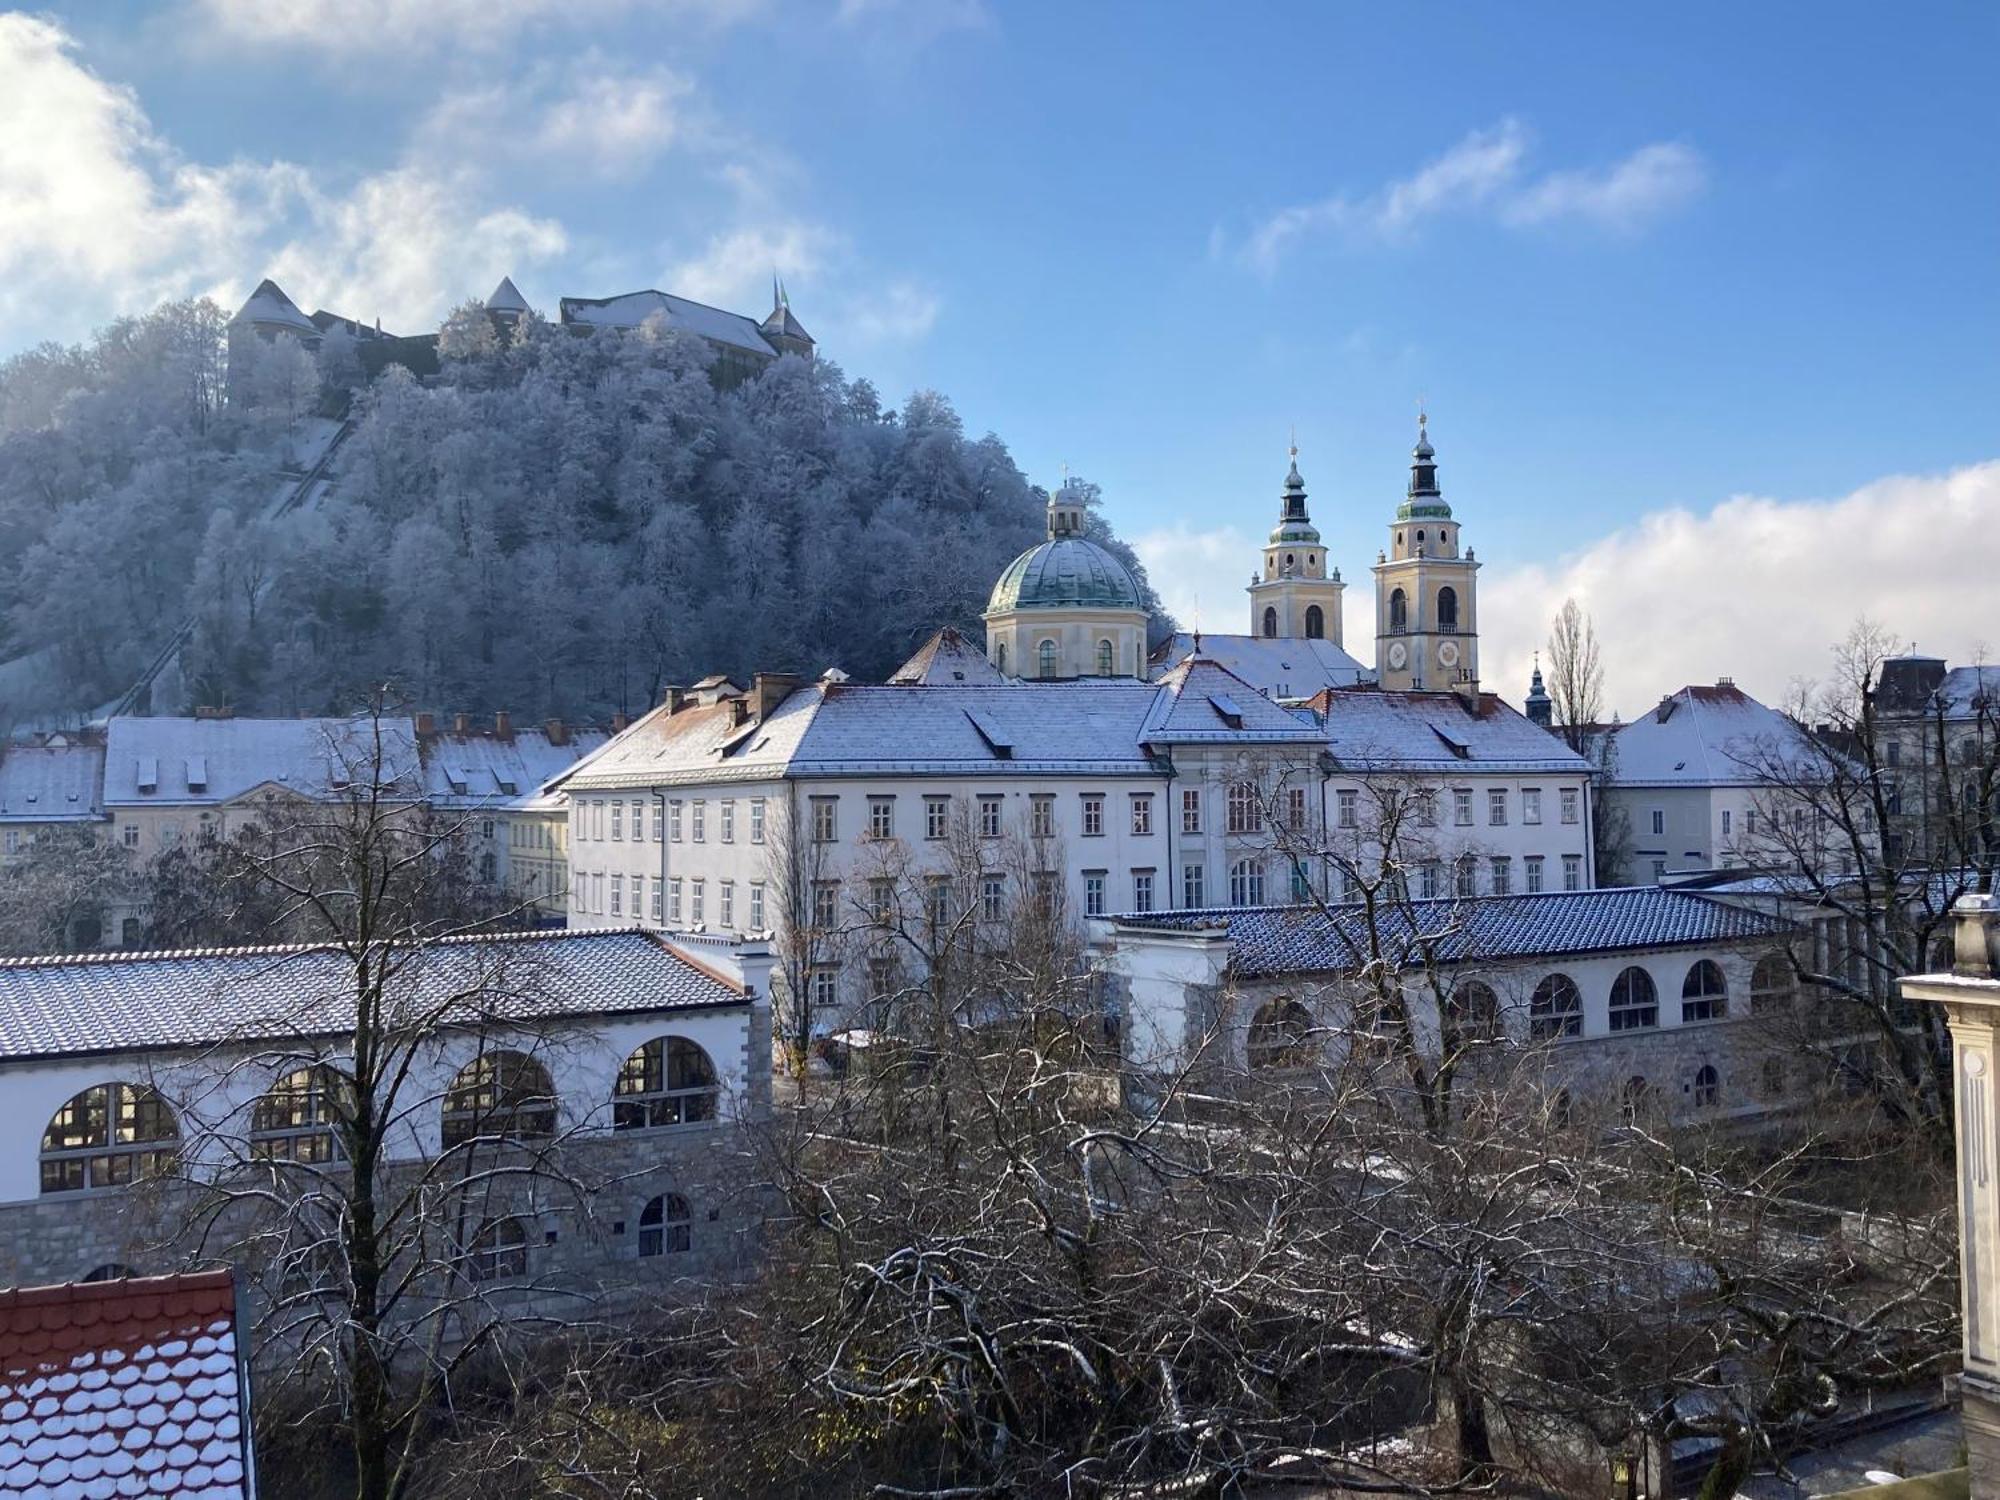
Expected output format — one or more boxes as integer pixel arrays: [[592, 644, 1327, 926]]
[[561, 689, 822, 792], [1151, 632, 1371, 700], [1141, 658, 1325, 744], [888, 627, 1009, 686], [229, 277, 318, 335], [0, 928, 745, 1063], [791, 682, 1164, 775], [102, 717, 422, 807], [1606, 683, 1821, 788], [1313, 688, 1590, 775], [0, 739, 104, 824], [1112, 887, 1795, 979], [1934, 666, 2000, 722], [0, 1270, 251, 1499], [419, 724, 609, 809], [485, 275, 530, 314], [558, 290, 777, 356]]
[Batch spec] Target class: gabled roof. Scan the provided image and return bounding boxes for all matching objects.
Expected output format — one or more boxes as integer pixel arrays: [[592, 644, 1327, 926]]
[[0, 739, 104, 824], [229, 277, 317, 335], [1607, 682, 1821, 787], [0, 1270, 252, 1499], [557, 290, 777, 356], [1150, 633, 1370, 700], [102, 717, 422, 807], [0, 928, 746, 1064], [1141, 658, 1325, 744], [561, 690, 820, 791], [419, 725, 609, 808], [485, 275, 530, 314], [790, 682, 1162, 775], [1113, 887, 1794, 979], [1311, 687, 1590, 774], [889, 627, 1009, 686]]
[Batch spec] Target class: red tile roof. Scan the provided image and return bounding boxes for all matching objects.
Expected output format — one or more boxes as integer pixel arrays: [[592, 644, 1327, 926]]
[[0, 1270, 251, 1497]]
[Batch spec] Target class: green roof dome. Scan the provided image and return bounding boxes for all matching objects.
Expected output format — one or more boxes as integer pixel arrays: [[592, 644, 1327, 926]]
[[986, 537, 1143, 615]]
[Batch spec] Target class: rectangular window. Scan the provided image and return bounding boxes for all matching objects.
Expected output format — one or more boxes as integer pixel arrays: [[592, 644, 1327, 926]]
[[749, 882, 765, 929], [1721, 809, 1733, 838], [927, 877, 952, 928], [720, 881, 735, 929], [1181, 788, 1202, 835], [650, 801, 663, 841], [120, 824, 139, 849], [690, 879, 705, 924], [811, 797, 838, 843], [1886, 740, 1902, 767], [867, 957, 897, 1002], [1488, 788, 1508, 826], [1081, 794, 1104, 837], [750, 798, 766, 844], [668, 877, 683, 923], [1416, 789, 1439, 828], [868, 796, 895, 840], [981, 873, 1005, 921], [1652, 859, 1667, 882], [870, 879, 896, 925], [979, 796, 1003, 838], [669, 801, 683, 842], [1490, 856, 1511, 896], [609, 874, 623, 916], [1030, 796, 1055, 839], [1523, 788, 1542, 825], [610, 802, 623, 840], [1420, 861, 1440, 900], [1337, 789, 1358, 829], [1032, 872, 1057, 919], [1650, 808, 1665, 837], [1453, 789, 1473, 826], [1130, 795, 1153, 836], [1525, 855, 1545, 893], [1287, 786, 1308, 831], [1560, 787, 1579, 825], [925, 796, 950, 840], [691, 801, 706, 843], [1226, 783, 1261, 834], [1228, 860, 1264, 906], [1454, 857, 1476, 898], [811, 880, 839, 929], [1084, 871, 1106, 917], [1289, 862, 1311, 902], [1131, 869, 1154, 912], [649, 876, 662, 921], [1744, 810, 1756, 837], [1562, 854, 1582, 891], [720, 801, 735, 843], [810, 966, 839, 1012], [1183, 862, 1205, 908], [591, 871, 603, 911]]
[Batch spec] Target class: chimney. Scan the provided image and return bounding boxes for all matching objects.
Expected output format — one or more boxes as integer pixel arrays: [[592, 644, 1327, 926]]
[[494, 710, 512, 740], [453, 712, 470, 734], [660, 685, 684, 714], [751, 672, 802, 722], [193, 705, 234, 720], [415, 711, 435, 736], [612, 712, 630, 734], [544, 718, 567, 747]]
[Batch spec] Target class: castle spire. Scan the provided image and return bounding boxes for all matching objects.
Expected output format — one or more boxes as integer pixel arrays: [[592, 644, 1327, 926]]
[[1280, 435, 1309, 525]]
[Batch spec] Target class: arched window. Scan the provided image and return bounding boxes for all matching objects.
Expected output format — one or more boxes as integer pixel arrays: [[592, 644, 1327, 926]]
[[1681, 960, 1729, 1023], [614, 1037, 719, 1128], [1620, 1076, 1651, 1124], [1096, 639, 1115, 676], [441, 1051, 556, 1148], [1247, 998, 1317, 1070], [1529, 974, 1582, 1040], [1261, 607, 1278, 638], [41, 1083, 177, 1194], [1750, 954, 1794, 1013], [638, 1192, 692, 1257], [1304, 605, 1324, 639], [1608, 967, 1658, 1031], [1692, 1064, 1721, 1109], [1437, 586, 1459, 632], [995, 642, 1007, 675], [1037, 640, 1058, 679], [459, 1216, 529, 1282], [1388, 588, 1408, 633], [251, 1067, 346, 1163], [1228, 859, 1265, 906], [1446, 981, 1500, 1039]]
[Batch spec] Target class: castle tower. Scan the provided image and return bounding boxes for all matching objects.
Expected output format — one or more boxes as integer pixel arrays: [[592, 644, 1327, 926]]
[[759, 277, 816, 361], [1525, 655, 1553, 729], [1246, 443, 1344, 644], [485, 275, 531, 337], [1373, 413, 1480, 694]]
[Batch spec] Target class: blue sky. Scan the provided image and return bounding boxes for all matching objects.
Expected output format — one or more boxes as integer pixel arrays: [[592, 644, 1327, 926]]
[[3, 1, 1996, 711]]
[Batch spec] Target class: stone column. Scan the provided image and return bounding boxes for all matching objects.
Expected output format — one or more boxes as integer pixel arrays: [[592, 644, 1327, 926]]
[[1902, 891, 2000, 1488]]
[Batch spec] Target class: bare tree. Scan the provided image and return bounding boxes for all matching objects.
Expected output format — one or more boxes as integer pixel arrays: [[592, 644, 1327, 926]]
[[1546, 597, 1606, 754], [0, 823, 138, 954]]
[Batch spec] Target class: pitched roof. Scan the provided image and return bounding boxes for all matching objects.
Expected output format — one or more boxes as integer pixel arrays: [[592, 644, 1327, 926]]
[[1113, 887, 1795, 979], [1606, 682, 1821, 787], [0, 740, 104, 824], [228, 277, 317, 335], [791, 682, 1163, 775], [1935, 666, 2000, 722], [561, 690, 821, 791], [0, 928, 746, 1064], [0, 1270, 251, 1499], [557, 290, 777, 356], [419, 724, 609, 808], [1150, 632, 1370, 699], [1312, 687, 1589, 774], [888, 628, 1009, 686], [1140, 658, 1325, 744], [102, 717, 422, 807], [485, 276, 530, 314]]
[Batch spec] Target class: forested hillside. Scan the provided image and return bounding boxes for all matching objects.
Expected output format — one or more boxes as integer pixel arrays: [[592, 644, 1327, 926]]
[[0, 300, 1169, 724]]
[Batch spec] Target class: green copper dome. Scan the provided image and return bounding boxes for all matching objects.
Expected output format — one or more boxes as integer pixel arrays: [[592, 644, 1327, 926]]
[[985, 537, 1143, 615]]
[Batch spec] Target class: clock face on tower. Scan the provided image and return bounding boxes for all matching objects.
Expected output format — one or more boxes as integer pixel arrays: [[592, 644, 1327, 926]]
[[1438, 640, 1460, 669], [1387, 641, 1408, 671]]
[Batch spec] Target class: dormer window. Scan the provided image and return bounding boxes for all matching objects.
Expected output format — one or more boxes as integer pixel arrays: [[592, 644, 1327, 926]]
[[136, 757, 158, 794], [185, 756, 207, 793]]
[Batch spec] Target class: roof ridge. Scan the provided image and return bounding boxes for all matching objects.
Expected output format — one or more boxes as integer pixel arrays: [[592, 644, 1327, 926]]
[[0, 923, 662, 970]]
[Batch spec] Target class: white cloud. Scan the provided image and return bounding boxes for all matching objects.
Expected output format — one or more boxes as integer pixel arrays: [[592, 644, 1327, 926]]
[[1478, 461, 2000, 720], [665, 222, 837, 309], [1131, 522, 1255, 634], [838, 279, 940, 345], [419, 59, 697, 181], [188, 0, 763, 56], [1233, 120, 1705, 270]]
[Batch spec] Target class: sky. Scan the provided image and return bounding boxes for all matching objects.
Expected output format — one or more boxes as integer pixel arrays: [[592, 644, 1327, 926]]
[[2, 1, 1995, 717]]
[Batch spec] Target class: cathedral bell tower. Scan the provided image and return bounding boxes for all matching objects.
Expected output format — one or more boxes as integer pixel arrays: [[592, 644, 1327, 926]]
[[1373, 413, 1480, 695], [1246, 443, 1344, 644]]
